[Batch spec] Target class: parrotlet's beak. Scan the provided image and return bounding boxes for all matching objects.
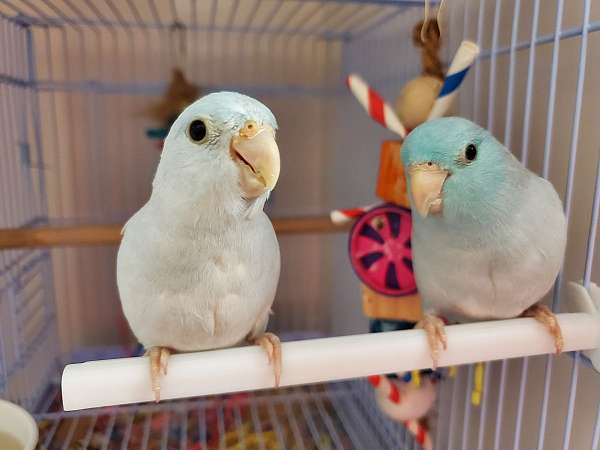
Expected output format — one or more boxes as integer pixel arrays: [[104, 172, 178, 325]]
[[408, 163, 449, 218], [231, 120, 280, 198]]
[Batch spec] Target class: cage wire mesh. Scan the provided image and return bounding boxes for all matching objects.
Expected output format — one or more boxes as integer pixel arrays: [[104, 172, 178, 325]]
[[34, 381, 427, 450], [0, 0, 600, 449]]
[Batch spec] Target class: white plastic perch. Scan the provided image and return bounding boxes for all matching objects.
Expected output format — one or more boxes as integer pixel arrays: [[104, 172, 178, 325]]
[[62, 313, 600, 411]]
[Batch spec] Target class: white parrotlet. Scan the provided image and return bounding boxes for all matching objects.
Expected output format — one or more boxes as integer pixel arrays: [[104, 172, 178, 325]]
[[117, 92, 282, 401], [401, 117, 567, 366]]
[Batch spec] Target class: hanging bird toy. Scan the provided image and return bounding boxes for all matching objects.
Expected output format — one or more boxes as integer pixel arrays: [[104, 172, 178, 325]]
[[338, 33, 479, 321], [145, 68, 201, 146], [333, 19, 479, 445]]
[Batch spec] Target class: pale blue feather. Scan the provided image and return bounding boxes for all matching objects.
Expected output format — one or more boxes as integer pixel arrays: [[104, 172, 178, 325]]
[[402, 117, 566, 322]]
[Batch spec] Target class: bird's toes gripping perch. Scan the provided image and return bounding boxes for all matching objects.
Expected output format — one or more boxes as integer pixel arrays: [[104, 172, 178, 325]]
[[522, 303, 564, 354], [147, 346, 171, 402], [251, 332, 282, 387], [416, 314, 447, 369]]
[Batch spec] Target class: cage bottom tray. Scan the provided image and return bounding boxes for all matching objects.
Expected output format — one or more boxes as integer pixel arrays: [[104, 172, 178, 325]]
[[34, 380, 421, 450]]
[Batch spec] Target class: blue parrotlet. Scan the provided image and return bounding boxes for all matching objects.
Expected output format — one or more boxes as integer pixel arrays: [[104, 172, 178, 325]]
[[117, 92, 282, 401], [402, 117, 567, 367]]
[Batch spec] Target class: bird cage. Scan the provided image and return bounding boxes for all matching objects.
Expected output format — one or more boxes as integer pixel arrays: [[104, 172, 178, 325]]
[[0, 0, 599, 449]]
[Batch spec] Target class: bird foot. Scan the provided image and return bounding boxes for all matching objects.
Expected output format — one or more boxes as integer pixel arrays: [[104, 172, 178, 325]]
[[522, 303, 564, 354], [416, 314, 447, 369], [251, 332, 282, 387], [146, 347, 171, 402]]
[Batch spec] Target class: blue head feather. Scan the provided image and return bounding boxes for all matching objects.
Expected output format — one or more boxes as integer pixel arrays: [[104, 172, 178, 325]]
[[402, 117, 527, 228]]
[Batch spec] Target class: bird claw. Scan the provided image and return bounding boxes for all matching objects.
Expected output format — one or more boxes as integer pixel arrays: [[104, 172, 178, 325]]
[[416, 314, 447, 369], [522, 303, 564, 354], [252, 332, 282, 387], [148, 347, 171, 402]]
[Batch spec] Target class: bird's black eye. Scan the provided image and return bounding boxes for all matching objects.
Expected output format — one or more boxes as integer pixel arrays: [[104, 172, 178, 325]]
[[188, 119, 207, 143], [465, 143, 477, 161]]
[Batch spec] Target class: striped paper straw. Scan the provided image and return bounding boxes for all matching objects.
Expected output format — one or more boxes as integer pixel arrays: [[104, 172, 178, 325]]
[[347, 74, 407, 138], [330, 204, 376, 225], [427, 40, 480, 120]]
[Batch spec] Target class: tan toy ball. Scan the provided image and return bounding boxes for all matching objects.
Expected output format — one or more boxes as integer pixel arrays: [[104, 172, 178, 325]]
[[396, 76, 443, 131], [395, 19, 444, 131]]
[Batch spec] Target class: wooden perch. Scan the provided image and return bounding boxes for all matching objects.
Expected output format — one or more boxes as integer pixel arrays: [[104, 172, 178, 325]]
[[0, 216, 348, 250]]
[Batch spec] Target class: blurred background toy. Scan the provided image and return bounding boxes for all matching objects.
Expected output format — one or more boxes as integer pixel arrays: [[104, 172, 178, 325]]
[[144, 67, 201, 144], [144, 22, 201, 148], [333, 19, 479, 445]]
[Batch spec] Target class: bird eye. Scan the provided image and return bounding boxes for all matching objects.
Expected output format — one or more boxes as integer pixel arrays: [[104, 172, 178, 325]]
[[465, 144, 477, 161], [188, 119, 207, 143]]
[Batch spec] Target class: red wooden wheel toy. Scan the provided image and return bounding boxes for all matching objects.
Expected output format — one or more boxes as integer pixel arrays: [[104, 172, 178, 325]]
[[349, 204, 417, 297]]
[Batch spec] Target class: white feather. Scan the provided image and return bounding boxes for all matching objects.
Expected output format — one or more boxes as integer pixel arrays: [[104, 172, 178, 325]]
[[117, 92, 280, 352]]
